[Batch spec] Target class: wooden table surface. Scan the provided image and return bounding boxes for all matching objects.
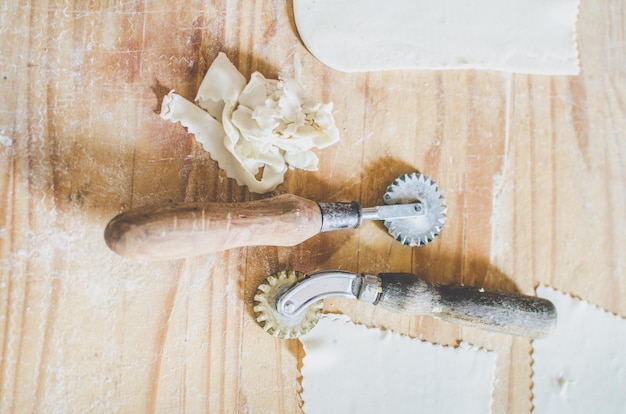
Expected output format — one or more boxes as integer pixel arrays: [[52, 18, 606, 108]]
[[1, 1, 624, 412]]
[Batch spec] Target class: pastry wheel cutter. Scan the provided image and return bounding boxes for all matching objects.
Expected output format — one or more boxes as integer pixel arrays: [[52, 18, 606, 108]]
[[104, 172, 446, 260], [253, 270, 557, 339]]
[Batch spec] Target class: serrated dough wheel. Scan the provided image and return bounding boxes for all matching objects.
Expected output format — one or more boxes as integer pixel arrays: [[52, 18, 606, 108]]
[[253, 270, 324, 339], [383, 173, 447, 246]]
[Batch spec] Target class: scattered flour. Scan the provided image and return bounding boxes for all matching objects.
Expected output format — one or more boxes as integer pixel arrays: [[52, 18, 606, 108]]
[[0, 134, 13, 147]]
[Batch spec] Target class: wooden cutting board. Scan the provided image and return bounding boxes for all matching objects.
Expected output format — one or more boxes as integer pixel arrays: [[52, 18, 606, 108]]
[[1, 0, 624, 412]]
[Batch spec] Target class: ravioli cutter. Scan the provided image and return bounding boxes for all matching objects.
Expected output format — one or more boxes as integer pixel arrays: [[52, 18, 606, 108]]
[[253, 270, 557, 339], [104, 173, 446, 260]]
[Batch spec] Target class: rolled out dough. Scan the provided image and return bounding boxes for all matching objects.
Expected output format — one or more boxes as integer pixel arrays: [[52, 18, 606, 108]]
[[300, 314, 495, 414], [532, 286, 626, 413], [294, 0, 580, 75]]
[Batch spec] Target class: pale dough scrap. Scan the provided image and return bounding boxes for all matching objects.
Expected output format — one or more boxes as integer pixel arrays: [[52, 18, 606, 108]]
[[532, 286, 626, 413], [160, 52, 340, 194], [294, 0, 580, 75], [300, 314, 495, 414]]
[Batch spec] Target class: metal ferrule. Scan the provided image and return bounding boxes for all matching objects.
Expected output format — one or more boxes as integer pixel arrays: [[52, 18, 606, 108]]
[[358, 273, 382, 304], [318, 202, 362, 232]]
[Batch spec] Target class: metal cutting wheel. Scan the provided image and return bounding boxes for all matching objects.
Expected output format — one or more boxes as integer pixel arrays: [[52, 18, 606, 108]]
[[253, 270, 324, 339], [382, 172, 447, 246]]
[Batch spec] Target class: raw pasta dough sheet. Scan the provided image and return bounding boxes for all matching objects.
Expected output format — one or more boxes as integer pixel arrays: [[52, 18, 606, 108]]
[[300, 314, 495, 414], [294, 0, 580, 75], [532, 286, 626, 413]]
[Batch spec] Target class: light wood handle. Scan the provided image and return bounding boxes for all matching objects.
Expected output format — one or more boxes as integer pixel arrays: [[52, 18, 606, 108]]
[[104, 194, 323, 260], [376, 273, 557, 338]]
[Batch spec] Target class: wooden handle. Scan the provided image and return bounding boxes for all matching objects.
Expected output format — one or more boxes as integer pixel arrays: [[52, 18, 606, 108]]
[[433, 284, 557, 338], [376, 273, 557, 338], [104, 194, 323, 260]]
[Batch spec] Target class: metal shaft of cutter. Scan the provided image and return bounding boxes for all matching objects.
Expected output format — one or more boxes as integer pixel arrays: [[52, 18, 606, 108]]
[[318, 201, 426, 232], [361, 202, 425, 221]]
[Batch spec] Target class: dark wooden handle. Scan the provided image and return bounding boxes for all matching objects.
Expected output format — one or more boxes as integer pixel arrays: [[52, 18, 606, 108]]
[[433, 284, 557, 338], [376, 273, 556, 338], [104, 194, 323, 260]]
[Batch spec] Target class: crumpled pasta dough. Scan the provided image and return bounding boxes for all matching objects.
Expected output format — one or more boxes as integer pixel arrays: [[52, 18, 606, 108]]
[[160, 52, 340, 193]]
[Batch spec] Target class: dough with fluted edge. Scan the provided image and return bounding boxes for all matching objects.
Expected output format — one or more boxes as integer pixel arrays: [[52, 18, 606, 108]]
[[161, 53, 340, 193]]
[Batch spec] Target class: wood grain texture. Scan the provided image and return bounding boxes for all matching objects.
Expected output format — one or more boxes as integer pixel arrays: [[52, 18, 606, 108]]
[[0, 0, 624, 413]]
